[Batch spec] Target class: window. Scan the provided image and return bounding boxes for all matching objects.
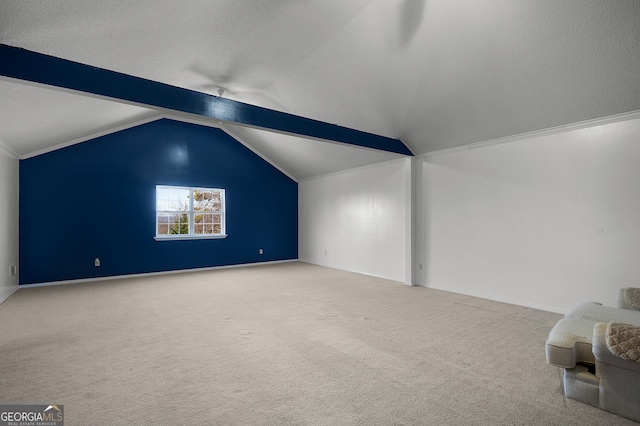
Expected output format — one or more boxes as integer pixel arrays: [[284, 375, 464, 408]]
[[155, 185, 226, 240]]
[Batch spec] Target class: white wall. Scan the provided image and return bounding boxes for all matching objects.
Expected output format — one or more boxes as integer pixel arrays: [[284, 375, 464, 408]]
[[0, 146, 19, 303], [299, 158, 410, 283], [416, 116, 640, 313]]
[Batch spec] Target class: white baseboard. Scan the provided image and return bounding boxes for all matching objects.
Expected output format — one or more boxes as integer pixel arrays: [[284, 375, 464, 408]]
[[422, 283, 568, 315], [0, 285, 19, 304], [20, 259, 298, 289], [298, 260, 405, 286]]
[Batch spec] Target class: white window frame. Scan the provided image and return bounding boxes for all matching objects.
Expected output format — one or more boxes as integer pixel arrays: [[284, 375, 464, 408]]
[[154, 185, 227, 241]]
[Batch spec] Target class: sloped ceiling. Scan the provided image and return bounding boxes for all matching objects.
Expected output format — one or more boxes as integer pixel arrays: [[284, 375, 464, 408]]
[[1, 1, 639, 179]]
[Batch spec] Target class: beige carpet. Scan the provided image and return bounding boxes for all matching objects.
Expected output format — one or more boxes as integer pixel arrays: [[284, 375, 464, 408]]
[[0, 262, 635, 425]]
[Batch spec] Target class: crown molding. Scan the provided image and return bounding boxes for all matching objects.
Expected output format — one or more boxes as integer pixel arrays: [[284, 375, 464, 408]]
[[0, 136, 20, 159], [420, 109, 640, 158]]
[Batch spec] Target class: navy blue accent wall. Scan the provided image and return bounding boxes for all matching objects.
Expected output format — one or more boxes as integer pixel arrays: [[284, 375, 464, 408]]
[[19, 119, 298, 284]]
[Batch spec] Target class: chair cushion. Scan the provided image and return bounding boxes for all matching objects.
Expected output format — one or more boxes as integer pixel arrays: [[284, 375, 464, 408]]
[[623, 288, 640, 310], [567, 302, 640, 324]]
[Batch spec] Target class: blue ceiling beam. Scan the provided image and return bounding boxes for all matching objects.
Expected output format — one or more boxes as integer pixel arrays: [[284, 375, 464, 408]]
[[0, 44, 413, 156]]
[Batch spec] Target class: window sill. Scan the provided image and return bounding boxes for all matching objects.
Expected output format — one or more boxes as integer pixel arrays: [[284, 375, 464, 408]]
[[154, 234, 228, 241]]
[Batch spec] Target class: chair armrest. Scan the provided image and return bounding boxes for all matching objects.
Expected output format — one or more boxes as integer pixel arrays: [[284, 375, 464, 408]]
[[593, 322, 640, 373]]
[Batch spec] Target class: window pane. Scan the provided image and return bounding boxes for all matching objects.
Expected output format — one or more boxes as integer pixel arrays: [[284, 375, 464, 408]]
[[169, 214, 189, 234], [194, 190, 217, 212], [204, 223, 213, 234], [169, 223, 189, 234], [193, 190, 204, 211], [194, 214, 203, 224], [213, 214, 221, 224], [157, 214, 169, 224], [157, 187, 189, 212], [194, 224, 204, 234], [203, 214, 213, 223], [213, 224, 221, 234], [157, 224, 169, 234]]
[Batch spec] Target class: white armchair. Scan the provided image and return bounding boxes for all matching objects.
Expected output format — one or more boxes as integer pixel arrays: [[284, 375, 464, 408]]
[[546, 288, 640, 421], [563, 322, 640, 422]]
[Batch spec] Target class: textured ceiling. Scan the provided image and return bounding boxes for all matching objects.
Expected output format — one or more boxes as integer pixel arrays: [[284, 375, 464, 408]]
[[0, 79, 158, 157], [1, 0, 639, 179]]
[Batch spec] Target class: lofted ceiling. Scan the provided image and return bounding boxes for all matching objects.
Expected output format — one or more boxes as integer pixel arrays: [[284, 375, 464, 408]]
[[1, 1, 639, 180]]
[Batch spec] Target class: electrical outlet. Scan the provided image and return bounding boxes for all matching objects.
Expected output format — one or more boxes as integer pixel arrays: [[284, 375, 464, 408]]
[[259, 248, 264, 255], [94, 258, 101, 267], [9, 264, 16, 277]]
